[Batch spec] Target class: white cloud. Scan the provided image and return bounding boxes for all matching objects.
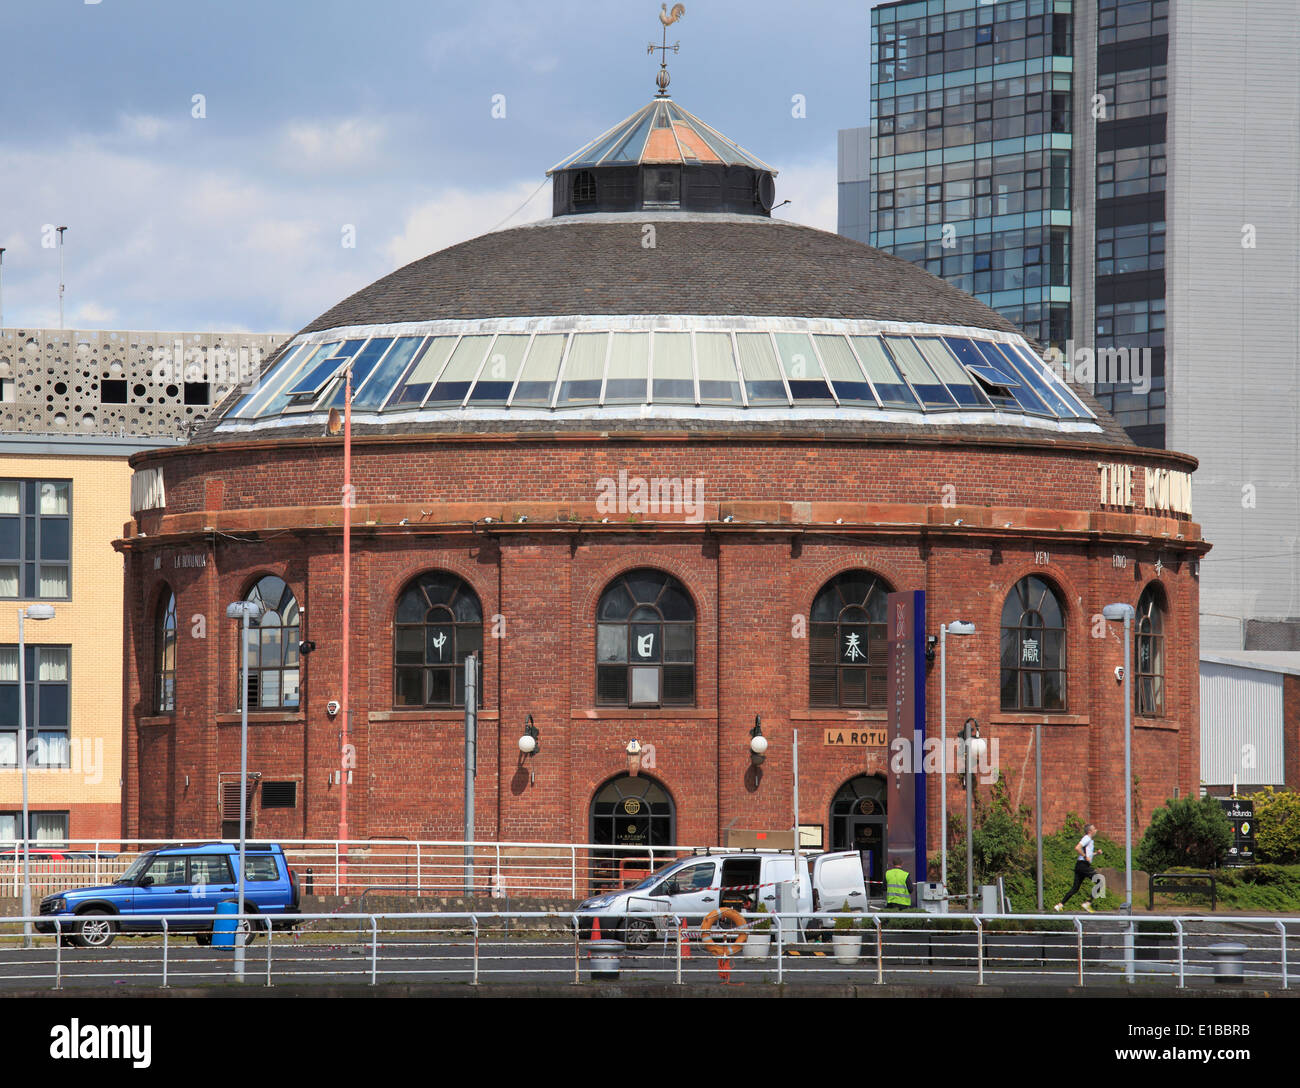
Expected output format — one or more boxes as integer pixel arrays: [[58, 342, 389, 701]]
[[72, 301, 116, 325], [281, 118, 388, 171], [770, 157, 839, 234], [382, 180, 552, 270], [423, 10, 562, 77], [115, 113, 173, 144], [0, 140, 383, 332], [0, 123, 562, 335]]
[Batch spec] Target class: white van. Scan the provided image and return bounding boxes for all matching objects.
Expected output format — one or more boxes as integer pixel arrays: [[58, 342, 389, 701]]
[[576, 849, 867, 946]]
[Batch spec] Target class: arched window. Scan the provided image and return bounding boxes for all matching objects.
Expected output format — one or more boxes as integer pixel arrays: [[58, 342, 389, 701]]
[[393, 572, 483, 708], [572, 170, 597, 206], [1137, 584, 1166, 717], [239, 576, 300, 710], [155, 589, 176, 713], [810, 571, 891, 707], [596, 569, 695, 707], [1000, 575, 1066, 711]]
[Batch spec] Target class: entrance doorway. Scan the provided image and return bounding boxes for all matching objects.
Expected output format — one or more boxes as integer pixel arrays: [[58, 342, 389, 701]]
[[589, 774, 675, 894], [830, 774, 887, 894]]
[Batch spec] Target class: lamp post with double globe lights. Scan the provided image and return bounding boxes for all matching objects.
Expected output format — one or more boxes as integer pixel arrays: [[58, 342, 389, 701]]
[[1103, 601, 1136, 982], [226, 597, 265, 981], [938, 620, 975, 889], [18, 603, 55, 947]]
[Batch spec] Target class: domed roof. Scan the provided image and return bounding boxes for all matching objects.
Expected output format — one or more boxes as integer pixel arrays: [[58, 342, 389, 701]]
[[203, 211, 1129, 447], [202, 84, 1132, 449], [298, 214, 1018, 333]]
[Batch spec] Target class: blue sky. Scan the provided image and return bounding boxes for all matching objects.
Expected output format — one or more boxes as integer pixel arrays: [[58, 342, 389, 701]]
[[0, 1, 882, 334]]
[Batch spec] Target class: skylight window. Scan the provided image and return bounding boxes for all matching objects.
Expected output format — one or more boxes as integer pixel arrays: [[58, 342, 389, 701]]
[[353, 337, 426, 410], [882, 337, 956, 408], [774, 333, 834, 403], [389, 337, 456, 406], [695, 333, 742, 405], [285, 340, 365, 406], [467, 335, 529, 405], [735, 333, 788, 406], [218, 320, 1103, 434], [813, 335, 877, 406]]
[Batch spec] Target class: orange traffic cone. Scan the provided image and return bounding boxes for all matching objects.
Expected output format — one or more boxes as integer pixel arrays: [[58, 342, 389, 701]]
[[591, 916, 601, 940], [679, 917, 691, 957]]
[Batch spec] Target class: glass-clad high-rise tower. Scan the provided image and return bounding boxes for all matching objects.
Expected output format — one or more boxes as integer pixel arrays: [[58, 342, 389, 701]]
[[868, 1, 1076, 352], [862, 0, 1167, 448], [853, 0, 1300, 654]]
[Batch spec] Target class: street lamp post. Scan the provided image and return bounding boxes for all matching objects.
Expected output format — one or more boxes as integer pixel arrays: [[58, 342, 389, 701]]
[[958, 717, 985, 910], [1103, 601, 1135, 981], [226, 598, 265, 981], [18, 603, 55, 946], [938, 620, 975, 889], [56, 226, 67, 330]]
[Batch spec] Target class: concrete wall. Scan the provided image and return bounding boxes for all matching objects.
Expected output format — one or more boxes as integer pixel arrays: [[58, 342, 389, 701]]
[[1164, 1, 1300, 652], [837, 127, 872, 245], [0, 327, 285, 440]]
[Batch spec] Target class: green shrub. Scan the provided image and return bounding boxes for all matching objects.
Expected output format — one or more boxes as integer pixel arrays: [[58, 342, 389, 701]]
[[1136, 796, 1232, 873], [947, 802, 1127, 911], [1027, 816, 1126, 911], [944, 773, 1033, 888], [833, 903, 861, 931], [1251, 788, 1300, 864], [1212, 864, 1300, 910]]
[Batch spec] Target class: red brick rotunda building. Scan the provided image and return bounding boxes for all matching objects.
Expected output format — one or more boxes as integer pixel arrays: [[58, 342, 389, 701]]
[[119, 92, 1207, 891]]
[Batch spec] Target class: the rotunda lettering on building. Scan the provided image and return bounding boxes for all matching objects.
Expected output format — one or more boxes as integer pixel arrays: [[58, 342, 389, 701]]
[[1097, 461, 1193, 516]]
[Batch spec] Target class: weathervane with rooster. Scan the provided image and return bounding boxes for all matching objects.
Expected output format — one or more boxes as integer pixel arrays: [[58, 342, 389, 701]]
[[649, 3, 686, 96]]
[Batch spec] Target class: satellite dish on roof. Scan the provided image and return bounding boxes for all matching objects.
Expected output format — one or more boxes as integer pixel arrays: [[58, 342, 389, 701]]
[[326, 407, 343, 435]]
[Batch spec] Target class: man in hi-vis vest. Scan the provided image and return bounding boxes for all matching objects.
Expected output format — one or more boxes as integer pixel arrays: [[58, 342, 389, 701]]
[[885, 860, 914, 910]]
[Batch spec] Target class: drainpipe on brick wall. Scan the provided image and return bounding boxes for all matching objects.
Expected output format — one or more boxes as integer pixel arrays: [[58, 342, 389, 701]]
[[339, 360, 352, 884]]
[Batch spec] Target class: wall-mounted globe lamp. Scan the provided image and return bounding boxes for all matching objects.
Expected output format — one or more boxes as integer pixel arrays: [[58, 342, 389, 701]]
[[749, 716, 768, 767]]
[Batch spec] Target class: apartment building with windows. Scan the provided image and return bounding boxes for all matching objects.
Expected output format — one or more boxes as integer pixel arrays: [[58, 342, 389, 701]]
[[0, 327, 283, 843]]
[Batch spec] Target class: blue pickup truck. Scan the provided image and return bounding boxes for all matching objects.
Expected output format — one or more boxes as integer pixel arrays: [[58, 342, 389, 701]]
[[36, 842, 301, 948]]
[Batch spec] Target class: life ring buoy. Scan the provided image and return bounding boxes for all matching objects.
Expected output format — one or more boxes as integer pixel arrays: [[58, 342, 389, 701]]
[[700, 908, 748, 957]]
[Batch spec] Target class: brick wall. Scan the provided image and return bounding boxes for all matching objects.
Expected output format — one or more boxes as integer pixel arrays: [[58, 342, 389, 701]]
[[119, 434, 1205, 862], [1284, 674, 1299, 791]]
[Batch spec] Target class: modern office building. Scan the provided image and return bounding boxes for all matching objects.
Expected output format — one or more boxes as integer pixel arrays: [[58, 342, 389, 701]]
[[852, 0, 1300, 656], [0, 327, 284, 844], [864, 0, 1080, 406]]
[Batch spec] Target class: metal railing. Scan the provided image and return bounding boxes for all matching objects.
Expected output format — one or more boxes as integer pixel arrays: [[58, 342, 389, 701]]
[[0, 911, 1293, 990], [2, 838, 774, 900]]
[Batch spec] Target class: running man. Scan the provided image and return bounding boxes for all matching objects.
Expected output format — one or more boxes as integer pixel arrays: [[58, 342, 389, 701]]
[[1054, 823, 1100, 912]]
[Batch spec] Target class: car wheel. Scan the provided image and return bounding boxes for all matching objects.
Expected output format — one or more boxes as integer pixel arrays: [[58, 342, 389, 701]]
[[235, 915, 267, 946], [73, 910, 117, 949], [624, 917, 655, 948], [195, 932, 212, 947]]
